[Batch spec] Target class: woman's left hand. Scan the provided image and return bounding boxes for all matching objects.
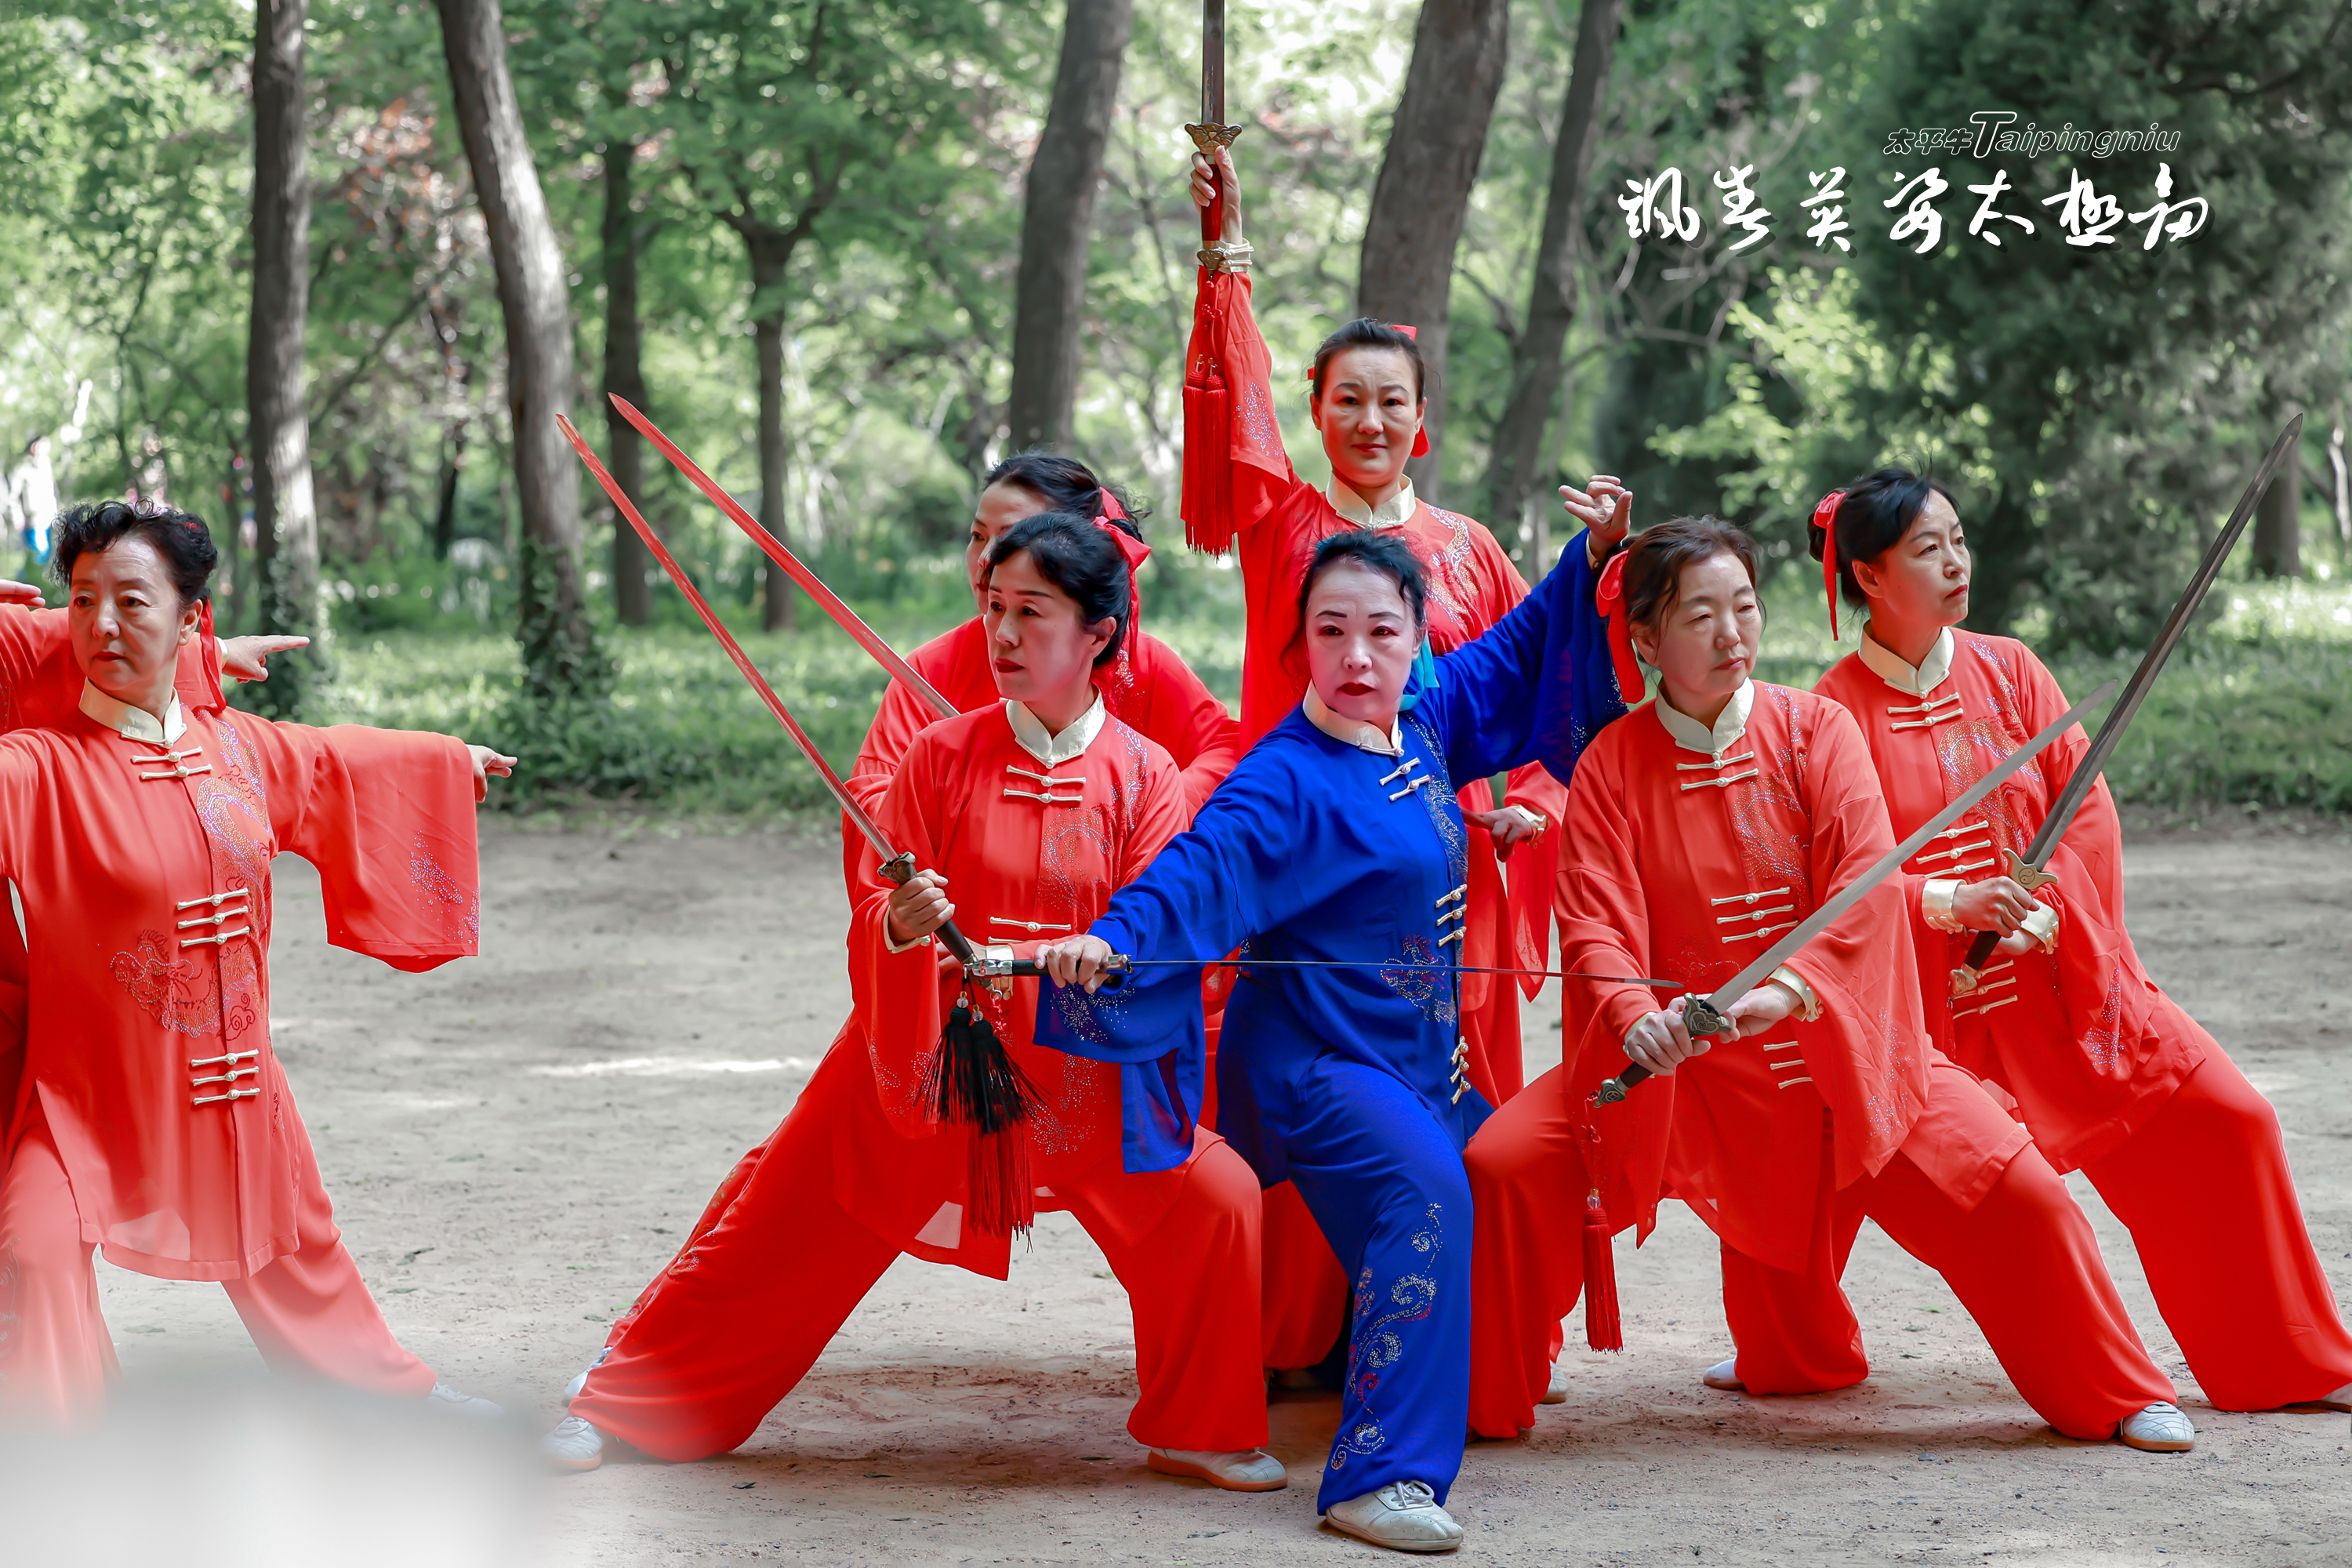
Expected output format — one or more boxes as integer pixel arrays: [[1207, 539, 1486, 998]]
[[1561, 475, 1633, 554], [465, 743, 517, 803], [1036, 935, 1117, 992], [1721, 980, 1801, 1037], [1463, 805, 1543, 862], [220, 633, 311, 682]]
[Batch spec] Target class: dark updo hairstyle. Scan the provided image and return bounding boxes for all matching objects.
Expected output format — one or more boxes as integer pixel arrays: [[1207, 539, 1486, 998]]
[[1294, 528, 1428, 630], [52, 501, 218, 608], [1618, 516, 1762, 632], [984, 510, 1134, 667], [1308, 318, 1426, 403], [1807, 467, 1956, 610], [982, 450, 1145, 542]]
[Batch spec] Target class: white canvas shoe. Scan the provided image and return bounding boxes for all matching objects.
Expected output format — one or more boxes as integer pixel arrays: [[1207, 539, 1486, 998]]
[[1146, 1447, 1288, 1490], [423, 1382, 504, 1418], [1541, 1361, 1570, 1404], [2115, 1402, 2195, 1452], [1321, 1479, 1464, 1553], [1701, 1358, 1743, 1391], [541, 1414, 608, 1472], [564, 1346, 613, 1401]]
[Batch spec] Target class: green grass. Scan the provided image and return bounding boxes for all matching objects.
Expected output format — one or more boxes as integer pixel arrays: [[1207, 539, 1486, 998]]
[[289, 559, 2350, 818]]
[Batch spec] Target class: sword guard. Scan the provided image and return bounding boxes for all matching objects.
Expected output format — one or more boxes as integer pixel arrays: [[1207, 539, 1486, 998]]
[[1679, 996, 1733, 1039], [2002, 849, 2056, 896], [878, 851, 917, 887], [1949, 965, 1981, 998], [1185, 122, 1245, 153]]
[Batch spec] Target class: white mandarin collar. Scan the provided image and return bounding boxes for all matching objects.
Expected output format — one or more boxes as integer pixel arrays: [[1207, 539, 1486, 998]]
[[1004, 693, 1105, 766], [1858, 622, 1955, 696], [1304, 684, 1403, 757], [79, 680, 185, 744], [1326, 475, 1419, 532], [1653, 681, 1754, 760]]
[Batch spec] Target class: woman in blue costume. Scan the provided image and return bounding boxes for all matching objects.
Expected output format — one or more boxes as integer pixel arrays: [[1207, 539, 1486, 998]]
[[1036, 517, 1625, 1554]]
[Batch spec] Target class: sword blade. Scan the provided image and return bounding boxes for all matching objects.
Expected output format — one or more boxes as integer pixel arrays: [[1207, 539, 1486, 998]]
[[1698, 679, 2115, 1016], [608, 394, 960, 722], [2020, 415, 2303, 874], [1007, 956, 1677, 986], [557, 415, 893, 861], [1203, 0, 1225, 124]]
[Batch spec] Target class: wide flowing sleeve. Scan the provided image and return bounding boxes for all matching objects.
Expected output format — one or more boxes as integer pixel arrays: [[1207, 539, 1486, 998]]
[[1782, 703, 1933, 1189], [255, 719, 481, 971], [844, 731, 962, 1140], [0, 607, 225, 731], [1553, 744, 1678, 1243], [1425, 528, 1624, 788], [1181, 270, 1299, 554], [840, 671, 956, 904], [1039, 749, 1330, 1069], [1131, 634, 1242, 820]]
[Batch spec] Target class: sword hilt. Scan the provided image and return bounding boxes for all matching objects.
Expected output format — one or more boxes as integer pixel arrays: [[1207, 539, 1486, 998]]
[[1002, 953, 1134, 981], [1594, 996, 1737, 1103]]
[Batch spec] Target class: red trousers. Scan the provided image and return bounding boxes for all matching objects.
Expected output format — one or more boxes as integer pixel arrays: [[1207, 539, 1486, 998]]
[[1466, 1063, 2176, 1440], [1258, 1178, 1347, 1368], [572, 1051, 1269, 1463], [0, 1118, 433, 1427], [2077, 1051, 2352, 1410]]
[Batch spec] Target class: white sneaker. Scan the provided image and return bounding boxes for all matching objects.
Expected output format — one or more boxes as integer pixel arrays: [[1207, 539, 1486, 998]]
[[423, 1382, 504, 1418], [1701, 1358, 1743, 1391], [541, 1414, 608, 1472], [1146, 1446, 1288, 1491], [1321, 1479, 1464, 1553], [564, 1346, 613, 1401], [2115, 1402, 2194, 1452], [1540, 1361, 1570, 1404]]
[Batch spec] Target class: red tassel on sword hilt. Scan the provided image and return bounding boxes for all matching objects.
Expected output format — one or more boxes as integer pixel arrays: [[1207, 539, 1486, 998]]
[[1573, 1112, 1624, 1352], [927, 979, 1041, 1240]]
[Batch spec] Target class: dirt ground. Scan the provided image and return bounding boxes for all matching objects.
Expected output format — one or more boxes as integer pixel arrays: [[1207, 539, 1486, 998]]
[[73, 815, 2352, 1566]]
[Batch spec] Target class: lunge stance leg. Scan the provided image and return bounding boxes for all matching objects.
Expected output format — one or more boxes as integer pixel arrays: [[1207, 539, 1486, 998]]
[[0, 1121, 119, 1428], [1465, 1067, 1592, 1438]]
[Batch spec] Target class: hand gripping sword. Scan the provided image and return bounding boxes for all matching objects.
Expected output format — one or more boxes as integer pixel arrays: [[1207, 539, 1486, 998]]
[[557, 414, 995, 971], [1949, 415, 2305, 996], [605, 394, 959, 723], [1594, 679, 2117, 1104], [1185, 0, 1244, 250]]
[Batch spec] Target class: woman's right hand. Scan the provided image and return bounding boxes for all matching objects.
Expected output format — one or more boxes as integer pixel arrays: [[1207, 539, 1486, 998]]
[[1951, 876, 2039, 935], [1037, 934, 1117, 993], [1622, 999, 1715, 1077], [1189, 147, 1246, 245], [887, 869, 953, 948]]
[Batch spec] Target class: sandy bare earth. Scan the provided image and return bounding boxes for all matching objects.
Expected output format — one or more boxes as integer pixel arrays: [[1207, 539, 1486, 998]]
[[43, 818, 2352, 1566]]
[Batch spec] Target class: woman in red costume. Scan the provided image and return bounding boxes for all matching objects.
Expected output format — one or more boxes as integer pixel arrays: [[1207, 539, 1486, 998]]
[[1809, 468, 2352, 1414], [583, 459, 1244, 1368], [0, 503, 512, 1427], [1184, 144, 1630, 1374], [1464, 515, 2199, 1452], [545, 513, 1280, 1492]]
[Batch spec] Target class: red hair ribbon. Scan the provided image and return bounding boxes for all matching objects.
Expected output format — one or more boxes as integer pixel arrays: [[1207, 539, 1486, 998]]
[[1593, 548, 1645, 706], [1093, 493, 1150, 663], [1813, 490, 1847, 642]]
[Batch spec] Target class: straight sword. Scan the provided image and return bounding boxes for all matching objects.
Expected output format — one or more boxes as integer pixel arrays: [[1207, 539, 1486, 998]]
[[1184, 0, 1243, 252], [557, 413, 986, 972], [607, 394, 960, 722], [1951, 415, 2304, 994], [1595, 678, 2117, 1104], [1008, 956, 1677, 985]]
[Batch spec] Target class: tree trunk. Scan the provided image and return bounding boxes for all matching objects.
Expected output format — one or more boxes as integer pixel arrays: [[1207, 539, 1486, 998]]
[[1485, 0, 1621, 561], [436, 0, 602, 700], [603, 136, 652, 626], [748, 232, 797, 632], [247, 0, 322, 713], [2330, 400, 2350, 557], [1356, 0, 1512, 505], [2253, 463, 2301, 579], [1004, 0, 1133, 453]]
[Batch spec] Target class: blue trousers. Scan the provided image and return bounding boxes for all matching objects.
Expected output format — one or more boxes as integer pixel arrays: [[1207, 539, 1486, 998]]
[[1283, 1054, 1472, 1510]]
